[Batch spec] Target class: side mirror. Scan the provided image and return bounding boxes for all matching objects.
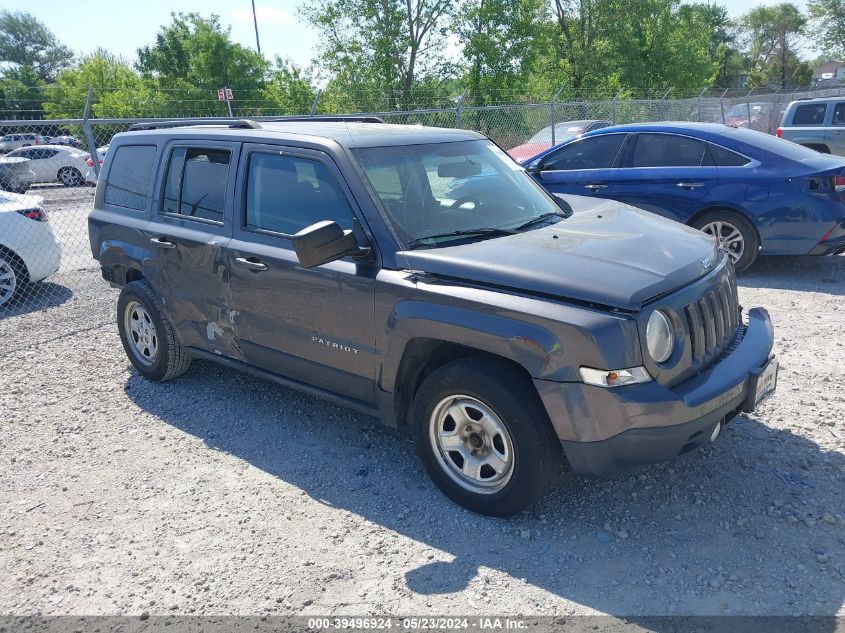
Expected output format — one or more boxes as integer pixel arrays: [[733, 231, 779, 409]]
[[292, 220, 365, 268], [526, 158, 544, 174]]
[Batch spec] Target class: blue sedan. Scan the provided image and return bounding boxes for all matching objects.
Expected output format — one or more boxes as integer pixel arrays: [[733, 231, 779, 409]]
[[452, 122, 845, 270]]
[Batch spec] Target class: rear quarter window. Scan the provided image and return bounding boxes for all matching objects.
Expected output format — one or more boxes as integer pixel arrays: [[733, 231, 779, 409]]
[[791, 103, 827, 125], [104, 145, 157, 211]]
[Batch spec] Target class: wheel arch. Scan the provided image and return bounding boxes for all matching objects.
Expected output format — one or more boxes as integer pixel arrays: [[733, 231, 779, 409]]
[[687, 204, 762, 241], [392, 338, 542, 430], [0, 242, 31, 284]]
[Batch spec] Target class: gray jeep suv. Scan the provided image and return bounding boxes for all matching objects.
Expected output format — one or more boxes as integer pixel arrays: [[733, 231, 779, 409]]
[[88, 118, 777, 516]]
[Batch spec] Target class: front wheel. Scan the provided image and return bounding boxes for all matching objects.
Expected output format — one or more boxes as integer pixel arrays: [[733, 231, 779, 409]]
[[117, 280, 192, 381], [691, 211, 760, 272], [411, 358, 562, 517]]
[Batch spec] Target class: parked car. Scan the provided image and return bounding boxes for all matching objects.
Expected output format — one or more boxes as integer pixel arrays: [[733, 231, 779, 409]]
[[722, 102, 777, 133], [508, 120, 612, 162], [48, 135, 84, 149], [88, 118, 777, 516], [5, 144, 90, 186], [515, 122, 845, 270], [0, 133, 45, 153], [0, 190, 62, 306], [777, 96, 845, 155], [83, 145, 109, 184], [0, 157, 37, 193]]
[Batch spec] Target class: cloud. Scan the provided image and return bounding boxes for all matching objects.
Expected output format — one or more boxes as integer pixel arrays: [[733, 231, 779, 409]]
[[231, 6, 292, 26]]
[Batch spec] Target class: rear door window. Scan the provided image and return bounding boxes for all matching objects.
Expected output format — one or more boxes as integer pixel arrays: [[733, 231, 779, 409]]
[[244, 152, 354, 235], [630, 133, 707, 167], [542, 134, 626, 170], [162, 147, 230, 223], [104, 144, 157, 211], [833, 103, 845, 125], [792, 103, 827, 125]]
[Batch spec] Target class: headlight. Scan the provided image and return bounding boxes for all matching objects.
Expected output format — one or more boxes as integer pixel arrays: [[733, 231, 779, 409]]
[[646, 310, 675, 363]]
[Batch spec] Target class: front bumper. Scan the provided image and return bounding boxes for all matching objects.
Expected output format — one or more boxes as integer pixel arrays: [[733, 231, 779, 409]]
[[534, 307, 775, 478]]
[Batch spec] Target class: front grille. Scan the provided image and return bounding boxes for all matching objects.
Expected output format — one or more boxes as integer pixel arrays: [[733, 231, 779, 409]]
[[683, 269, 740, 366]]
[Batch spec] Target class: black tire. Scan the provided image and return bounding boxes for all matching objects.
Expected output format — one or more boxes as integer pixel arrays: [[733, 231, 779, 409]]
[[691, 210, 760, 272], [0, 248, 28, 307], [117, 280, 192, 381], [410, 357, 562, 517], [58, 166, 82, 187]]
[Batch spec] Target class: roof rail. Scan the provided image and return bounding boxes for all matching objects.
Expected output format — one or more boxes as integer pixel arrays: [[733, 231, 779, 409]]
[[128, 119, 261, 131], [275, 116, 387, 123], [128, 115, 385, 132]]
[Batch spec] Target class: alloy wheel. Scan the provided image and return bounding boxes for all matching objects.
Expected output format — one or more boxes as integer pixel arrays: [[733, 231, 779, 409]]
[[701, 220, 744, 265], [0, 257, 18, 306]]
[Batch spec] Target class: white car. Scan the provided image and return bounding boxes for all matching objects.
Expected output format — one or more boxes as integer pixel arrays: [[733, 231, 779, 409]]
[[4, 144, 90, 187], [0, 191, 62, 306], [83, 145, 109, 185]]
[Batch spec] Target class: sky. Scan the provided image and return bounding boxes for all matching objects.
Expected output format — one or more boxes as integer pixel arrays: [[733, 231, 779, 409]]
[[2, 0, 812, 70]]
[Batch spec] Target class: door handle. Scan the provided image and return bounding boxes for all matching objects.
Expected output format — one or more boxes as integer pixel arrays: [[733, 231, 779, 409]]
[[584, 183, 608, 190], [234, 257, 269, 272], [150, 237, 176, 249], [677, 182, 705, 189]]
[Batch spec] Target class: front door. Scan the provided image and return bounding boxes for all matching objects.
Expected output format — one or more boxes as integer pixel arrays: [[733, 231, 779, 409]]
[[227, 144, 377, 404], [530, 132, 628, 197], [611, 132, 718, 223], [143, 141, 240, 355]]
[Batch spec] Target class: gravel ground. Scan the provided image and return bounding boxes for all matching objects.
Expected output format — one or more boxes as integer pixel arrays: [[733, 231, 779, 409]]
[[1, 222, 844, 617]]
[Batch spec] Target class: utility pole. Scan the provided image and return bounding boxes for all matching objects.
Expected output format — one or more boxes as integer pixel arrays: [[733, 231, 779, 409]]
[[251, 0, 262, 54]]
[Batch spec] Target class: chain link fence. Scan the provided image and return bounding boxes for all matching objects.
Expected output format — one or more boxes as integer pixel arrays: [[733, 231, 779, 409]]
[[1, 85, 845, 321]]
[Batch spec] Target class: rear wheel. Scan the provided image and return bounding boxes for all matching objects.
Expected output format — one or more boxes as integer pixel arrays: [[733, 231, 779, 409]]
[[117, 280, 192, 381], [0, 250, 26, 307], [58, 166, 82, 187], [691, 210, 760, 272], [410, 358, 562, 517]]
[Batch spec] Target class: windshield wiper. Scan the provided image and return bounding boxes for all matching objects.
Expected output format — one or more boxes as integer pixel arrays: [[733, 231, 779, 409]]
[[407, 227, 517, 248], [514, 212, 563, 231]]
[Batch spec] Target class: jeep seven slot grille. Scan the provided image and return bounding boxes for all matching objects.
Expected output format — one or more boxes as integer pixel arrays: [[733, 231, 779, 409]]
[[683, 270, 740, 365]]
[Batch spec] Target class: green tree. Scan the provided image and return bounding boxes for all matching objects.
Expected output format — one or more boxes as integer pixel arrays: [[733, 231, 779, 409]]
[[301, 0, 455, 109], [808, 0, 845, 61], [137, 12, 268, 115], [548, 0, 617, 96], [454, 0, 547, 104], [260, 58, 317, 115], [607, 1, 720, 95], [42, 50, 162, 119], [0, 64, 43, 118], [741, 3, 807, 89], [0, 10, 72, 81]]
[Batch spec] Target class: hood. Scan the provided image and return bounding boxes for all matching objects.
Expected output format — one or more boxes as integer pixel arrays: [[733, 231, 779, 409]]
[[508, 142, 551, 163], [400, 196, 721, 311]]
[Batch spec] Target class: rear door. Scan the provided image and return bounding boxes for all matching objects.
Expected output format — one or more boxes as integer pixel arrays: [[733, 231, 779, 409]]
[[530, 133, 627, 197], [226, 143, 377, 404], [826, 102, 845, 155], [143, 141, 240, 356], [610, 132, 718, 223]]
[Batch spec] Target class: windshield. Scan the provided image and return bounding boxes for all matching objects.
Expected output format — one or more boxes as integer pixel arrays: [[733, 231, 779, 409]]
[[355, 140, 563, 248], [527, 123, 590, 144]]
